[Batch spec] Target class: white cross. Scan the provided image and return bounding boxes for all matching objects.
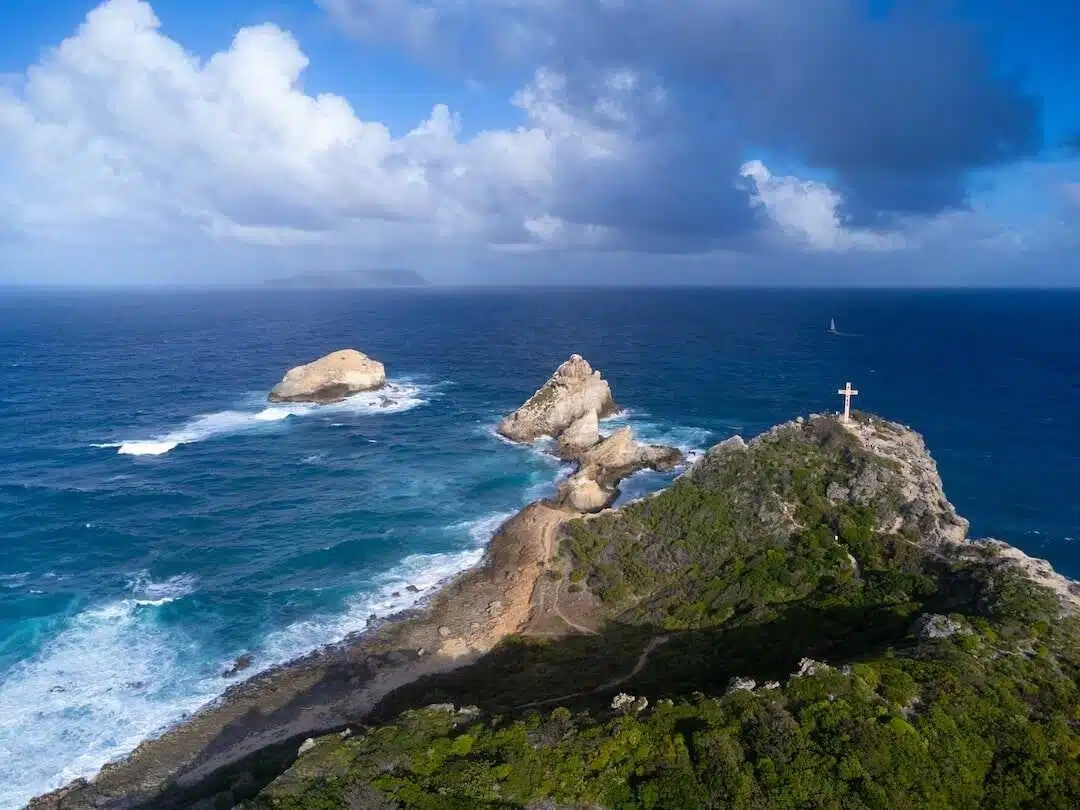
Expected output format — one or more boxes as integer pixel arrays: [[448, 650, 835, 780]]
[[838, 382, 858, 422]]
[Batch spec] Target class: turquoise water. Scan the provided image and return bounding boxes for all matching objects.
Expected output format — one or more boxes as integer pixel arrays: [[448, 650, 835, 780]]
[[0, 288, 1077, 807]]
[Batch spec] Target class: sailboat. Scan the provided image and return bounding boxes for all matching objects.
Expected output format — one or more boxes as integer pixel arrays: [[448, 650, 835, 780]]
[[828, 317, 839, 335]]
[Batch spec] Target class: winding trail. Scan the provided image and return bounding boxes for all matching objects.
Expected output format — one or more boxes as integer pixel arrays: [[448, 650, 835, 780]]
[[519, 633, 673, 709], [550, 580, 599, 636]]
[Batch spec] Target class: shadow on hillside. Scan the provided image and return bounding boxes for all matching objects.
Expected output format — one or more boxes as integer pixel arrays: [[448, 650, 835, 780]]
[[125, 586, 970, 810], [369, 598, 924, 723]]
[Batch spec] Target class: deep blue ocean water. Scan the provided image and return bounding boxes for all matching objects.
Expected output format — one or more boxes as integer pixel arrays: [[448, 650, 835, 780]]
[[0, 288, 1077, 807]]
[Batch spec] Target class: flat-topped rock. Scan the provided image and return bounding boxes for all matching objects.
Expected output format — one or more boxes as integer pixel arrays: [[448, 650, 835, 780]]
[[269, 349, 386, 404], [497, 355, 615, 443]]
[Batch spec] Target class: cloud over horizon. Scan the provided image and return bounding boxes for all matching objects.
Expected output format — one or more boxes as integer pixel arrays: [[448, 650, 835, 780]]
[[0, 0, 1077, 285]]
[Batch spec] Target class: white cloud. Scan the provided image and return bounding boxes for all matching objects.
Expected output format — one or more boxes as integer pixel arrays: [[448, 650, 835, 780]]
[[740, 160, 905, 252], [0, 0, 647, 272], [0, 0, 1073, 283]]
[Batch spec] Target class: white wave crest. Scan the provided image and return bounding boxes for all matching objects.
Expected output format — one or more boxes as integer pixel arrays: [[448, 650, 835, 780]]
[[101, 381, 430, 457], [0, 508, 506, 807], [0, 599, 222, 809], [127, 573, 197, 606], [255, 508, 514, 671], [450, 511, 518, 545], [0, 572, 30, 589]]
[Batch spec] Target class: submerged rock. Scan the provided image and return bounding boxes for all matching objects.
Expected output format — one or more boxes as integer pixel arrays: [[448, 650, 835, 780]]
[[221, 655, 253, 679], [268, 349, 386, 403], [497, 355, 615, 443]]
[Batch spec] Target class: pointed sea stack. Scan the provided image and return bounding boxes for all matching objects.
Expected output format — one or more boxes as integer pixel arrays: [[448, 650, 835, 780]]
[[498, 354, 683, 513], [497, 354, 615, 443]]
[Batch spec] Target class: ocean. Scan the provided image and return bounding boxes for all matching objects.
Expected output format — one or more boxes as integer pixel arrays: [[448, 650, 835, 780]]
[[0, 288, 1077, 807]]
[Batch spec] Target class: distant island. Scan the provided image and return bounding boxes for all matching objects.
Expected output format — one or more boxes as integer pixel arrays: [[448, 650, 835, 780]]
[[264, 269, 429, 289]]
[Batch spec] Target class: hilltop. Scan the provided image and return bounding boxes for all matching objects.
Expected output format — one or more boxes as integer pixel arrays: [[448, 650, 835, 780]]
[[33, 413, 1080, 809]]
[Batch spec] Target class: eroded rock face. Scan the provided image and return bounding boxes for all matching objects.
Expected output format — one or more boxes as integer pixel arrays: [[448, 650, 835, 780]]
[[558, 410, 600, 456], [498, 355, 682, 515], [580, 428, 683, 486], [556, 473, 613, 512], [580, 427, 638, 469], [497, 355, 615, 442], [269, 350, 386, 403], [840, 416, 969, 547]]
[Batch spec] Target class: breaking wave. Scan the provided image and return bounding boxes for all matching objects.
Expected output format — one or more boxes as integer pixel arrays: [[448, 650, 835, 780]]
[[97, 382, 430, 457], [0, 509, 510, 809]]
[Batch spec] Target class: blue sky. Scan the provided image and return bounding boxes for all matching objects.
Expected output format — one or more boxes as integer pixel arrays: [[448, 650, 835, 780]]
[[0, 0, 1078, 285]]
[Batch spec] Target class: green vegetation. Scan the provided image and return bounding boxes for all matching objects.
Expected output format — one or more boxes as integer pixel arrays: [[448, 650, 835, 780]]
[[243, 416, 1080, 809]]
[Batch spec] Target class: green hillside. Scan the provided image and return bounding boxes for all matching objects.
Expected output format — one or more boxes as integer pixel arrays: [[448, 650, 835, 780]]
[[244, 414, 1080, 810]]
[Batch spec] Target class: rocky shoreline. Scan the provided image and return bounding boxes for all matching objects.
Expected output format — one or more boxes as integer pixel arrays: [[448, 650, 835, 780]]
[[30, 389, 1080, 809], [29, 355, 682, 810]]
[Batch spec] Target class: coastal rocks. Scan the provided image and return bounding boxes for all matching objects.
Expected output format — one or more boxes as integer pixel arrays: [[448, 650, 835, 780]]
[[912, 613, 972, 640], [297, 738, 316, 757], [497, 354, 615, 442], [556, 474, 613, 512], [221, 655, 253, 679], [268, 349, 386, 403], [840, 416, 969, 547], [498, 355, 683, 515], [552, 427, 683, 513], [557, 410, 600, 456], [580, 428, 682, 482], [580, 428, 637, 470], [952, 540, 1080, 614]]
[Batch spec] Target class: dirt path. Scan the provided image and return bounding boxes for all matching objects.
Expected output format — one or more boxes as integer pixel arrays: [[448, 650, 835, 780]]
[[519, 633, 672, 709], [550, 580, 599, 635], [599, 634, 671, 691]]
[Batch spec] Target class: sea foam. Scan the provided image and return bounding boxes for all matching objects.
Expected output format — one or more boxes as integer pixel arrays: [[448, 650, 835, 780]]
[[127, 572, 198, 607], [101, 382, 429, 457], [0, 510, 509, 809]]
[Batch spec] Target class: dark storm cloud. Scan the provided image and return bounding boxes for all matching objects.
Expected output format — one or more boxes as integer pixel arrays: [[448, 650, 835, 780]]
[[326, 0, 1042, 227], [547, 118, 759, 252]]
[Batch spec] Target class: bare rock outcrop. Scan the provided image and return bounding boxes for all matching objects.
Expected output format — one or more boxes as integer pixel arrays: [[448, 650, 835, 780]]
[[556, 474, 612, 512], [557, 410, 600, 457], [269, 349, 386, 403], [499, 355, 684, 515], [840, 415, 969, 547], [580, 427, 638, 470], [554, 429, 683, 513], [497, 355, 615, 443]]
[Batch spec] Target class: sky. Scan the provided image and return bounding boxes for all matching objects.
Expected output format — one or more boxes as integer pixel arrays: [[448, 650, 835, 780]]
[[0, 0, 1078, 286]]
